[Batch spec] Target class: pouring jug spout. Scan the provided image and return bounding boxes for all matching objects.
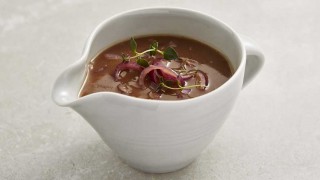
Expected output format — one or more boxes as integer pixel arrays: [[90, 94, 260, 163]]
[[51, 59, 86, 107]]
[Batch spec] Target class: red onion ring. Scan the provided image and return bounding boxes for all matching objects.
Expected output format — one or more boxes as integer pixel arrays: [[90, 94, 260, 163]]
[[195, 70, 209, 90], [139, 65, 181, 88], [179, 74, 193, 81]]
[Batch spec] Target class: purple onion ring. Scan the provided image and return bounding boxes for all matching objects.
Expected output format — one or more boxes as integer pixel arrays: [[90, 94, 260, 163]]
[[195, 70, 209, 90], [139, 65, 181, 88]]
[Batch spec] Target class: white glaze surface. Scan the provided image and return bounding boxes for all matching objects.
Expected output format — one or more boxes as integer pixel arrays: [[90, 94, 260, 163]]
[[1, 0, 320, 179]]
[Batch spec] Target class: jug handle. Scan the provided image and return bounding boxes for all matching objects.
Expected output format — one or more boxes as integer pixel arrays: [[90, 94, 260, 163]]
[[240, 35, 264, 88]]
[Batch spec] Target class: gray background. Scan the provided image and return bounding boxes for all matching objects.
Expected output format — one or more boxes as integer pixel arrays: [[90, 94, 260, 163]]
[[1, 0, 319, 179]]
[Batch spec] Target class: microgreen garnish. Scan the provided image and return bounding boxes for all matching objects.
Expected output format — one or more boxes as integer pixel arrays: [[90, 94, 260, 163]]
[[130, 37, 137, 54], [114, 37, 209, 99], [149, 41, 158, 56], [127, 37, 179, 61], [163, 47, 179, 60], [137, 58, 149, 67]]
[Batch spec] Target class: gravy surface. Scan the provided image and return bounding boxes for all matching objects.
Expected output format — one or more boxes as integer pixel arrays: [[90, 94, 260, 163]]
[[79, 35, 233, 100]]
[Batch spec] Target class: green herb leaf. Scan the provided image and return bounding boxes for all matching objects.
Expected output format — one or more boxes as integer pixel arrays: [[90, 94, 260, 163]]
[[149, 41, 158, 56], [137, 58, 149, 67], [130, 37, 137, 54], [163, 47, 178, 60]]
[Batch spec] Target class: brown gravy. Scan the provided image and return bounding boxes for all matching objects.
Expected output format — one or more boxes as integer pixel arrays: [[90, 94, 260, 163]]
[[79, 35, 233, 100]]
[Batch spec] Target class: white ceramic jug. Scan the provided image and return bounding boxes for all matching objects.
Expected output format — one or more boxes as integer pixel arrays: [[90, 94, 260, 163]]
[[52, 8, 264, 173]]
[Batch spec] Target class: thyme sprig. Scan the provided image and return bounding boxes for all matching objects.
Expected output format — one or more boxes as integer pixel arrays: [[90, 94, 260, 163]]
[[122, 37, 179, 66], [160, 82, 206, 90]]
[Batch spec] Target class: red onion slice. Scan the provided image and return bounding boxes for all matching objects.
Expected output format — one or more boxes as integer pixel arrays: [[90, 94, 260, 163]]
[[139, 65, 180, 88], [114, 62, 143, 81], [150, 59, 186, 85], [149, 69, 161, 84], [195, 70, 209, 90], [179, 74, 193, 81]]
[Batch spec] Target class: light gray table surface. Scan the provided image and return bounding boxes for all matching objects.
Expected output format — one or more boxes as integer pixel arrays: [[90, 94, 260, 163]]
[[1, 0, 319, 179]]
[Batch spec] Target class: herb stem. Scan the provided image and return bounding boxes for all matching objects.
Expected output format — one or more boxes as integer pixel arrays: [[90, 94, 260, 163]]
[[156, 49, 164, 55], [129, 48, 165, 60], [130, 49, 154, 59], [160, 82, 206, 90], [129, 37, 178, 62]]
